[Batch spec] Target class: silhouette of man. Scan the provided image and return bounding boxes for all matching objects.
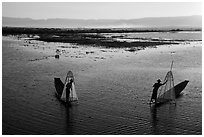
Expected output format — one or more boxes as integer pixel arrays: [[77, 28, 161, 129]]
[[66, 78, 73, 103]]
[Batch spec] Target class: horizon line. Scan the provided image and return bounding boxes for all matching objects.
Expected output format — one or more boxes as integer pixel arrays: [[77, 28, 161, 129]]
[[2, 15, 201, 20]]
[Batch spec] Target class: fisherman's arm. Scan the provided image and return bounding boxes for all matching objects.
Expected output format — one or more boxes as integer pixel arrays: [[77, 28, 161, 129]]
[[161, 80, 168, 85]]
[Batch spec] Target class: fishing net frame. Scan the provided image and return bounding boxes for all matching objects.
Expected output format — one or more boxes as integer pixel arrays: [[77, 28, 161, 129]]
[[157, 61, 176, 104]]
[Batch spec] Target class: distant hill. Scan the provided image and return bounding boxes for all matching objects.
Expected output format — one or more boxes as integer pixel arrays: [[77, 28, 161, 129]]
[[2, 15, 202, 28]]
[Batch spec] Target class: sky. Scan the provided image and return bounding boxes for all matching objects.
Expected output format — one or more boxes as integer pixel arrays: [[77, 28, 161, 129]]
[[2, 2, 202, 20]]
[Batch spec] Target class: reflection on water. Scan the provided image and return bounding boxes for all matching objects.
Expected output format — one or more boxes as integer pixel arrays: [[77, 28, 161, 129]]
[[65, 106, 72, 134], [58, 103, 75, 134], [65, 104, 79, 134], [150, 105, 158, 134], [150, 104, 177, 134]]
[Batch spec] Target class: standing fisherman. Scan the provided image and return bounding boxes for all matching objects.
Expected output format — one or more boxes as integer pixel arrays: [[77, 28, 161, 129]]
[[66, 78, 73, 104], [150, 79, 167, 104]]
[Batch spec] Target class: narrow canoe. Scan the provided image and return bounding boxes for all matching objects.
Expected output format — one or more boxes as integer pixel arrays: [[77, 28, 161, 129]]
[[155, 80, 189, 105]]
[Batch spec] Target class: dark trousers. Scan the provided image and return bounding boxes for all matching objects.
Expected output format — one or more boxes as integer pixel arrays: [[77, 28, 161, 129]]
[[150, 90, 157, 103], [66, 89, 70, 103]]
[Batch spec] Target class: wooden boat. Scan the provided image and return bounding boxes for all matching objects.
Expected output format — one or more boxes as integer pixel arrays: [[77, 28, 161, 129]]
[[174, 80, 189, 97], [155, 80, 189, 105], [54, 78, 64, 98]]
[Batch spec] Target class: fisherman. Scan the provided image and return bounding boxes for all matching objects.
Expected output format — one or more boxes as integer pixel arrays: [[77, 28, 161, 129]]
[[66, 78, 73, 104], [150, 79, 167, 104]]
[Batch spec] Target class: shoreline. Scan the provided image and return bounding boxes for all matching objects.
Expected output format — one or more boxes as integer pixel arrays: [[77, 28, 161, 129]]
[[2, 27, 201, 49]]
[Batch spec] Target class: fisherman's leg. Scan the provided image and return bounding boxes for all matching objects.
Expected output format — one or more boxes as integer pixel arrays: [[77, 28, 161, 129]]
[[66, 91, 69, 103], [150, 92, 154, 103], [149, 96, 152, 103]]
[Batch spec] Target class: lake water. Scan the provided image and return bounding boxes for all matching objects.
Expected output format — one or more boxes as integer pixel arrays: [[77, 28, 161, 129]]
[[2, 31, 202, 135], [103, 31, 202, 41]]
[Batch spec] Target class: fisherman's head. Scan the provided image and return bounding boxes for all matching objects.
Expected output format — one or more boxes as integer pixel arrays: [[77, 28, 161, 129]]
[[157, 79, 161, 83]]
